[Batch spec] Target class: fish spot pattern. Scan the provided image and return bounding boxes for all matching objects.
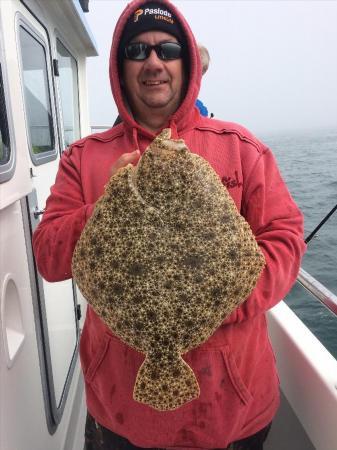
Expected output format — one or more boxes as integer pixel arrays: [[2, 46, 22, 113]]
[[72, 129, 265, 411]]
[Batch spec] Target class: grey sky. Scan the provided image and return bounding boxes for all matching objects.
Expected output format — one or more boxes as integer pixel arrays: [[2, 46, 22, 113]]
[[86, 0, 337, 135]]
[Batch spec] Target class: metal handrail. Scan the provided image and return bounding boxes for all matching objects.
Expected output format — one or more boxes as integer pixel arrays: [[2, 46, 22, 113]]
[[91, 125, 111, 131], [297, 267, 337, 316]]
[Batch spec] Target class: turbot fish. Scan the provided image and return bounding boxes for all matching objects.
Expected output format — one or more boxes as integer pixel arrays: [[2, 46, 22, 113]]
[[72, 128, 265, 411]]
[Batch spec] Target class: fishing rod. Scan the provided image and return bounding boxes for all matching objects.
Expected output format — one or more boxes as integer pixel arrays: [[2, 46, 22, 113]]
[[305, 203, 337, 244]]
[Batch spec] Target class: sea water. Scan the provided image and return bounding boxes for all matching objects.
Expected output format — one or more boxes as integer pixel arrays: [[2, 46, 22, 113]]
[[261, 128, 337, 358]]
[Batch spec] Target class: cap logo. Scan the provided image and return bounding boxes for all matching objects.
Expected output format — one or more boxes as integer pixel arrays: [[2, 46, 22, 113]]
[[133, 7, 174, 25], [134, 9, 144, 22], [144, 8, 172, 19]]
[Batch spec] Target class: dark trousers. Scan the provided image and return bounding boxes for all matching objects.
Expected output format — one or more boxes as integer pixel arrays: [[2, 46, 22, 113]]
[[84, 413, 272, 450]]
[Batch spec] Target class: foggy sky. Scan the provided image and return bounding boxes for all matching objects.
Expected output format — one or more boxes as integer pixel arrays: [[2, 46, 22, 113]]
[[86, 0, 337, 135]]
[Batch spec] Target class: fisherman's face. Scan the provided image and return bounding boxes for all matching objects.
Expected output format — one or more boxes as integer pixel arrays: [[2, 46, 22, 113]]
[[122, 31, 185, 124]]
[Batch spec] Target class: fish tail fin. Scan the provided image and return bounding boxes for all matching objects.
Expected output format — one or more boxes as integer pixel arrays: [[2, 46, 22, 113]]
[[133, 355, 199, 411]]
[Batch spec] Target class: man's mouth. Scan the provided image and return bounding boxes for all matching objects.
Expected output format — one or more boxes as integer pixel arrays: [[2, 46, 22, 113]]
[[143, 80, 167, 86]]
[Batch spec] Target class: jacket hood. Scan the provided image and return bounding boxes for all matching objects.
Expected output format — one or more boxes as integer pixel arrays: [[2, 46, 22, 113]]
[[109, 0, 202, 138]]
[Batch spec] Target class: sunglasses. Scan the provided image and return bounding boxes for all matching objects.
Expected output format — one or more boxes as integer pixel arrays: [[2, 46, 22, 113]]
[[124, 42, 183, 61]]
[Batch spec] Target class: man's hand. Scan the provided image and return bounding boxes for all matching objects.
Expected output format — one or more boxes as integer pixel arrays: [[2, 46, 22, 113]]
[[111, 150, 140, 176]]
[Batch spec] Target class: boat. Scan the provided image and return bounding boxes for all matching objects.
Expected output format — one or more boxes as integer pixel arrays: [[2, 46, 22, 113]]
[[0, 1, 336, 449], [0, 1, 95, 449]]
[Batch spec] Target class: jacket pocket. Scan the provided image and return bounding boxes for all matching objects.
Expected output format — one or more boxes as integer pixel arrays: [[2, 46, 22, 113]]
[[178, 344, 253, 448], [85, 333, 111, 383], [220, 345, 253, 406]]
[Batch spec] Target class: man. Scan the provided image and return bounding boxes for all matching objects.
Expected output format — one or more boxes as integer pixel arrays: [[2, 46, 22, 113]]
[[33, 1, 306, 449]]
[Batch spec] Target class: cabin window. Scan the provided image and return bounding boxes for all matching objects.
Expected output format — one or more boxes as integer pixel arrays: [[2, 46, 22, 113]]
[[56, 40, 80, 148], [19, 26, 57, 162], [0, 64, 14, 182], [0, 129, 8, 166], [0, 68, 10, 166]]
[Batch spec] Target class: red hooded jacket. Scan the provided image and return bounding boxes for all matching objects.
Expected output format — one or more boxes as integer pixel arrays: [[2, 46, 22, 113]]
[[33, 0, 306, 447]]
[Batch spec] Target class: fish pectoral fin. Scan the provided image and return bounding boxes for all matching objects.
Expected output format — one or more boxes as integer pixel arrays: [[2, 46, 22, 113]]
[[133, 354, 200, 411]]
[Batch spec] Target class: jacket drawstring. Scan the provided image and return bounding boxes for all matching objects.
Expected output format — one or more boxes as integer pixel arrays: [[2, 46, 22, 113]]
[[132, 127, 140, 152], [169, 119, 179, 139]]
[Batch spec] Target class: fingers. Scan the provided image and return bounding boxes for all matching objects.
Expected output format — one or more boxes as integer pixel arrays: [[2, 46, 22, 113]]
[[111, 149, 140, 176]]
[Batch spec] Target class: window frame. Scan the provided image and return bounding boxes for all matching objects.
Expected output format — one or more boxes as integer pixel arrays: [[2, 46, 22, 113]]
[[17, 17, 58, 166], [54, 34, 82, 151], [0, 56, 16, 183]]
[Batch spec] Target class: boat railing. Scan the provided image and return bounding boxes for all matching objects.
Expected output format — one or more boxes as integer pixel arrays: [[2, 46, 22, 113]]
[[297, 267, 337, 317], [91, 125, 111, 133]]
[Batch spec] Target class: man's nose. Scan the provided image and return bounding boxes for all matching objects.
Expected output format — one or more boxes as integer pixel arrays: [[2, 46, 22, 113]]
[[144, 48, 163, 69]]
